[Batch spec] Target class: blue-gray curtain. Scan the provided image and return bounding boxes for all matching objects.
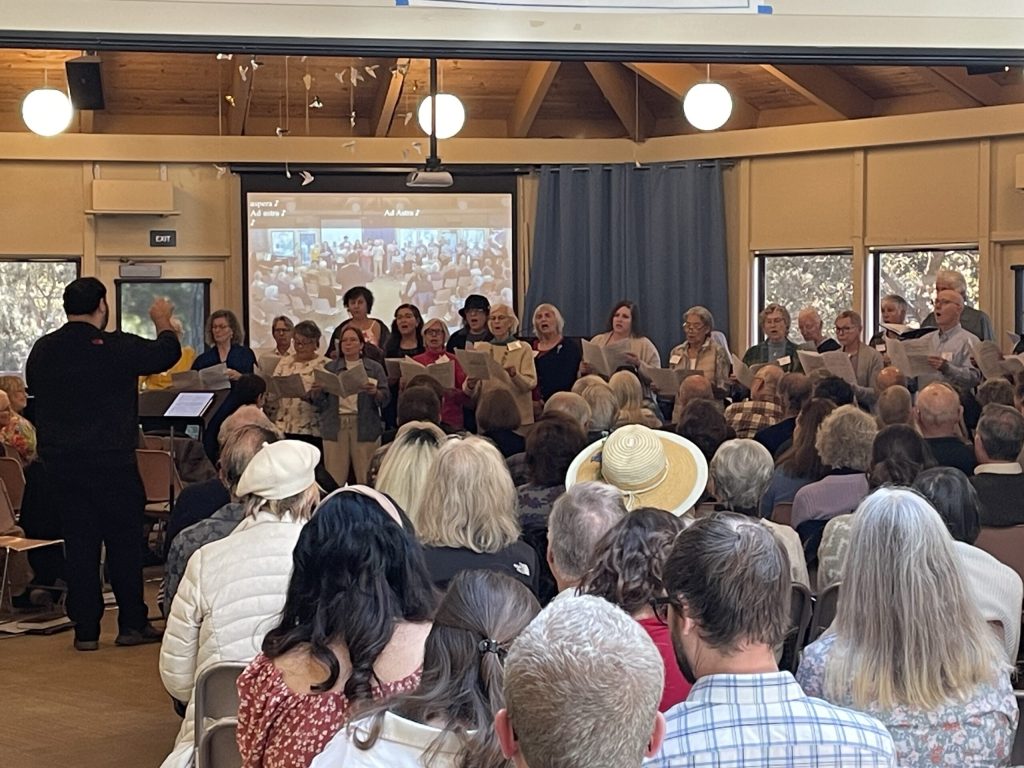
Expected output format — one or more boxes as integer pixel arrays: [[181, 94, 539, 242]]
[[524, 162, 730, 362]]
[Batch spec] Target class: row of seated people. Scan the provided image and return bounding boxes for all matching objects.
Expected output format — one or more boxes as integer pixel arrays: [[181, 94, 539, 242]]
[[156, 389, 1022, 767]]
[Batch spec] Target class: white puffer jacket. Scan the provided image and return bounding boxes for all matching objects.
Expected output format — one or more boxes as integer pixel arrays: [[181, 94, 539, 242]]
[[158, 510, 306, 768]]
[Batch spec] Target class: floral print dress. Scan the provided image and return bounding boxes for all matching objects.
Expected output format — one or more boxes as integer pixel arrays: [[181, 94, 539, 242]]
[[797, 633, 1018, 767]]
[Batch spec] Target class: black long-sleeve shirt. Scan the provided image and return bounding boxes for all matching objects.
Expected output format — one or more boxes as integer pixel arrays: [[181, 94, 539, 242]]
[[26, 321, 181, 463]]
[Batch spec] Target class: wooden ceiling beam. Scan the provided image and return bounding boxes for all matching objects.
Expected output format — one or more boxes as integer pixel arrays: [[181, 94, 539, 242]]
[[584, 61, 655, 142], [915, 67, 984, 109], [370, 57, 409, 138], [927, 66, 1022, 106], [625, 62, 759, 130], [759, 64, 874, 119], [507, 61, 560, 138], [226, 60, 252, 136]]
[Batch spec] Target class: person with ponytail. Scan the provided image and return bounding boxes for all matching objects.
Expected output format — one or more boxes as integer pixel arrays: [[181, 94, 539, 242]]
[[236, 486, 438, 768], [310, 570, 541, 767]]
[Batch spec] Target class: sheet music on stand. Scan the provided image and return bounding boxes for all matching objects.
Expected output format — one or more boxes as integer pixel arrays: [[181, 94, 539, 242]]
[[163, 392, 216, 419]]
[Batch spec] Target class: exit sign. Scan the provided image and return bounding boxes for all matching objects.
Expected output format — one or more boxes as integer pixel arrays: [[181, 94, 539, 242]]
[[150, 230, 177, 247]]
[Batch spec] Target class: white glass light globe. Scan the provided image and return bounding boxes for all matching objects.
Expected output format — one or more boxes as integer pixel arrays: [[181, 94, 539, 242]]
[[22, 88, 74, 136], [682, 82, 733, 131], [417, 93, 466, 139]]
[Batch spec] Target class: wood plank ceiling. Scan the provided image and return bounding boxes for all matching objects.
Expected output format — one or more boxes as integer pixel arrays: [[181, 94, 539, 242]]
[[2, 48, 1023, 139]]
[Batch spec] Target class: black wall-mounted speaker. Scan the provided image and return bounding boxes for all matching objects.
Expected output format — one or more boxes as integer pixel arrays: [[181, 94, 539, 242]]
[[65, 55, 105, 110]]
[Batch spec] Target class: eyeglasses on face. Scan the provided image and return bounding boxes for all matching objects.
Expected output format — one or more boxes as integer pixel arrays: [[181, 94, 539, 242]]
[[683, 323, 706, 331], [293, 337, 317, 348], [834, 325, 855, 333], [211, 323, 231, 332], [273, 326, 291, 334], [649, 596, 678, 626]]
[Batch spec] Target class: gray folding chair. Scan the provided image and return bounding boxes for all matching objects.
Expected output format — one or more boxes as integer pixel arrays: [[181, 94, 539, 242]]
[[809, 582, 841, 643], [194, 661, 247, 768]]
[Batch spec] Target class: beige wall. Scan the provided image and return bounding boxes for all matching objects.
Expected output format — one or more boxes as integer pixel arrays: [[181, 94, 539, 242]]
[[5, 106, 1024, 353]]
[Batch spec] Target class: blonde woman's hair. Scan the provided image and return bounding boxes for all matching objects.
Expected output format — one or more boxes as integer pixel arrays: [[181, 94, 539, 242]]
[[609, 370, 649, 427], [240, 483, 319, 523], [572, 374, 606, 395], [825, 487, 1006, 710], [416, 436, 520, 553], [375, 421, 447, 525]]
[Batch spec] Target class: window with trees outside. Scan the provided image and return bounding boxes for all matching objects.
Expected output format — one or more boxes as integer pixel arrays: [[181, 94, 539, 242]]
[[874, 248, 980, 328], [0, 258, 80, 373], [116, 279, 210, 353], [757, 252, 854, 343]]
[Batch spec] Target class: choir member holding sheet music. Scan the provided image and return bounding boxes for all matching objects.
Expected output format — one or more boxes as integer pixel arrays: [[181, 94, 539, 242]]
[[267, 321, 330, 452], [270, 315, 294, 356], [463, 304, 538, 426], [741, 303, 802, 373], [834, 310, 883, 409], [928, 289, 982, 391], [531, 303, 583, 403], [581, 300, 660, 376], [192, 309, 256, 380], [320, 326, 390, 485], [381, 304, 425, 428], [412, 318, 468, 429], [665, 306, 730, 391], [868, 294, 911, 353]]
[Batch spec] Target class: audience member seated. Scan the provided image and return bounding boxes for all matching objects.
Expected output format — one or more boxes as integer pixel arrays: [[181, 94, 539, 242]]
[[565, 424, 707, 519], [162, 423, 281, 615], [517, 411, 588, 540], [0, 388, 36, 466], [464, 304, 538, 427], [0, 374, 29, 416], [139, 317, 197, 391], [374, 421, 447, 524], [676, 400, 734, 508], [579, 382, 617, 442], [875, 384, 913, 428], [202, 371, 268, 463], [310, 570, 540, 768], [817, 424, 935, 593], [163, 404, 278, 557], [531, 303, 583, 404], [417, 436, 538, 594], [496, 595, 666, 768], [546, 482, 627, 599], [571, 374, 607, 395], [754, 372, 809, 456], [724, 364, 784, 439], [610, 370, 662, 429], [159, 439, 319, 768], [914, 467, 1024, 665], [237, 486, 437, 768], [412, 317, 468, 430], [669, 374, 716, 427], [798, 306, 841, 353], [920, 268, 995, 342], [742, 303, 802, 373], [759, 398, 835, 518], [649, 513, 896, 766], [977, 377, 1014, 409], [507, 392, 591, 485], [971, 403, 1024, 527], [913, 381, 975, 475], [791, 404, 875, 557], [874, 365, 907, 394], [367, 385, 442, 485], [476, 388, 525, 458], [797, 488, 1016, 766], [580, 508, 689, 712], [666, 305, 731, 391], [710, 439, 810, 588], [812, 374, 855, 407]]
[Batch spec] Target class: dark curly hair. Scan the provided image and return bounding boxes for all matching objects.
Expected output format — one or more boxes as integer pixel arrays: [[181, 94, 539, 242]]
[[579, 507, 685, 615], [261, 490, 438, 700]]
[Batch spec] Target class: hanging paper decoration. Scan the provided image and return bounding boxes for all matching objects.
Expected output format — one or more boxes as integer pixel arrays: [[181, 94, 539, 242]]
[[238, 65, 249, 82], [365, 65, 379, 78]]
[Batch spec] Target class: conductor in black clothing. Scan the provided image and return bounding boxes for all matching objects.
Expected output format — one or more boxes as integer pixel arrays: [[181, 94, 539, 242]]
[[25, 277, 181, 651]]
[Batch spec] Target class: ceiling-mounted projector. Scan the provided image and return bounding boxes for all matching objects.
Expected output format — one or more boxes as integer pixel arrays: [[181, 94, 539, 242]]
[[406, 169, 453, 188]]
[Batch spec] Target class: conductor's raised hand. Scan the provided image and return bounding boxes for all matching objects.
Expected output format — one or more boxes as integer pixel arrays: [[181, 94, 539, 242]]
[[150, 297, 175, 334]]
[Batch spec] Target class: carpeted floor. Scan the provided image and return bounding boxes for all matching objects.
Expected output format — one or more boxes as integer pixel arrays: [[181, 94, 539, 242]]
[[0, 574, 180, 768]]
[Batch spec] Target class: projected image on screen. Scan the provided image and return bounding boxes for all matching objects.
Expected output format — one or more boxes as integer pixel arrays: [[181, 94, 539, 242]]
[[246, 192, 514, 350]]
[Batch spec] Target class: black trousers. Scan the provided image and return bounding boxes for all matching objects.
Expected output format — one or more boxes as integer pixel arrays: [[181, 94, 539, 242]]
[[50, 457, 149, 641]]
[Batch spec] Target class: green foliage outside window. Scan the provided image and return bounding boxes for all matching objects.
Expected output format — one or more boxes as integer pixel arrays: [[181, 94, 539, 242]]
[[761, 254, 854, 343], [876, 249, 979, 327], [0, 260, 79, 373]]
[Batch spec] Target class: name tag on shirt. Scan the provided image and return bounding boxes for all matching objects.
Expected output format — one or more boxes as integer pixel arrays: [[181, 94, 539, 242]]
[[465, 341, 475, 350], [876, 344, 886, 352], [941, 352, 953, 361], [669, 354, 682, 366], [436, 354, 448, 362], [777, 355, 792, 367], [508, 341, 523, 351]]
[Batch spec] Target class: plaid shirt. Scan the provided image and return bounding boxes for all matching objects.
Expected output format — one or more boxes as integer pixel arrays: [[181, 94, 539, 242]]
[[647, 672, 896, 767], [724, 399, 784, 439]]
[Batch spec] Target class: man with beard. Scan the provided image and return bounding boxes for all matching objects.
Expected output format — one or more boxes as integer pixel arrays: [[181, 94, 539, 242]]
[[26, 277, 180, 651], [647, 513, 897, 767]]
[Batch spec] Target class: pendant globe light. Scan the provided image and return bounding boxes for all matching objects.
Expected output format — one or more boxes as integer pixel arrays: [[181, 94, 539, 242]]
[[683, 65, 732, 132], [22, 83, 74, 137], [417, 60, 465, 140]]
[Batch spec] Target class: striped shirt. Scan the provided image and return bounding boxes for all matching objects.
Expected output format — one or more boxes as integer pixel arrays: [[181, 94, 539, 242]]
[[647, 671, 896, 767]]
